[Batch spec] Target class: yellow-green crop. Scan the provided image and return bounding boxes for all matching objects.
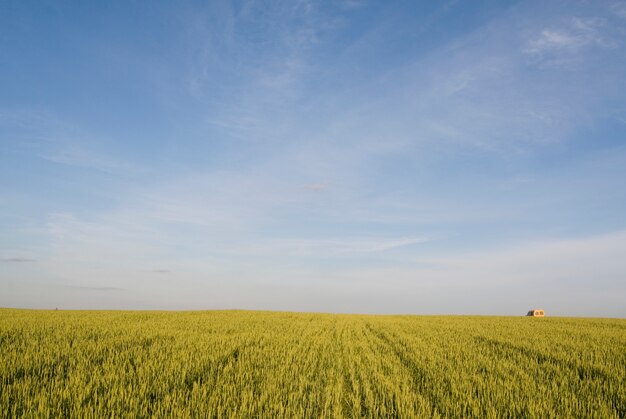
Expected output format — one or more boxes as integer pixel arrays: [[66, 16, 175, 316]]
[[1, 309, 625, 417]]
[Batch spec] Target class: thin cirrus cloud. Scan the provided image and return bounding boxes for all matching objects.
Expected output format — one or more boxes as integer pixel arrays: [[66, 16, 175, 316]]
[[524, 18, 616, 55], [234, 237, 430, 257], [0, 109, 143, 176], [41, 145, 141, 176], [64, 285, 125, 292], [612, 2, 626, 19], [303, 183, 328, 192], [1, 257, 36, 263]]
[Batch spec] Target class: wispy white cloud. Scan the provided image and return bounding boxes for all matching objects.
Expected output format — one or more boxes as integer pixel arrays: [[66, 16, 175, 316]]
[[610, 1, 626, 19], [303, 182, 327, 191], [524, 17, 616, 56], [181, 0, 323, 104], [41, 144, 139, 175], [63, 285, 125, 292], [237, 236, 429, 257], [0, 257, 36, 262], [339, 0, 366, 10], [43, 212, 165, 277], [0, 109, 143, 175]]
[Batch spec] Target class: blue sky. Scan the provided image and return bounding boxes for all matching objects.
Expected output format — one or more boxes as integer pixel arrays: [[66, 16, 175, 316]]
[[1, 0, 625, 316]]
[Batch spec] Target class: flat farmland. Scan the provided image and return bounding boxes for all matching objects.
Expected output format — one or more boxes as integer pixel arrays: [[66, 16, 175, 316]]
[[1, 309, 625, 418]]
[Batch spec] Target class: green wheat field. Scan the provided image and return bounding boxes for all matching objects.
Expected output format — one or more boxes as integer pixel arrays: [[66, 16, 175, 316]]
[[1, 309, 625, 418]]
